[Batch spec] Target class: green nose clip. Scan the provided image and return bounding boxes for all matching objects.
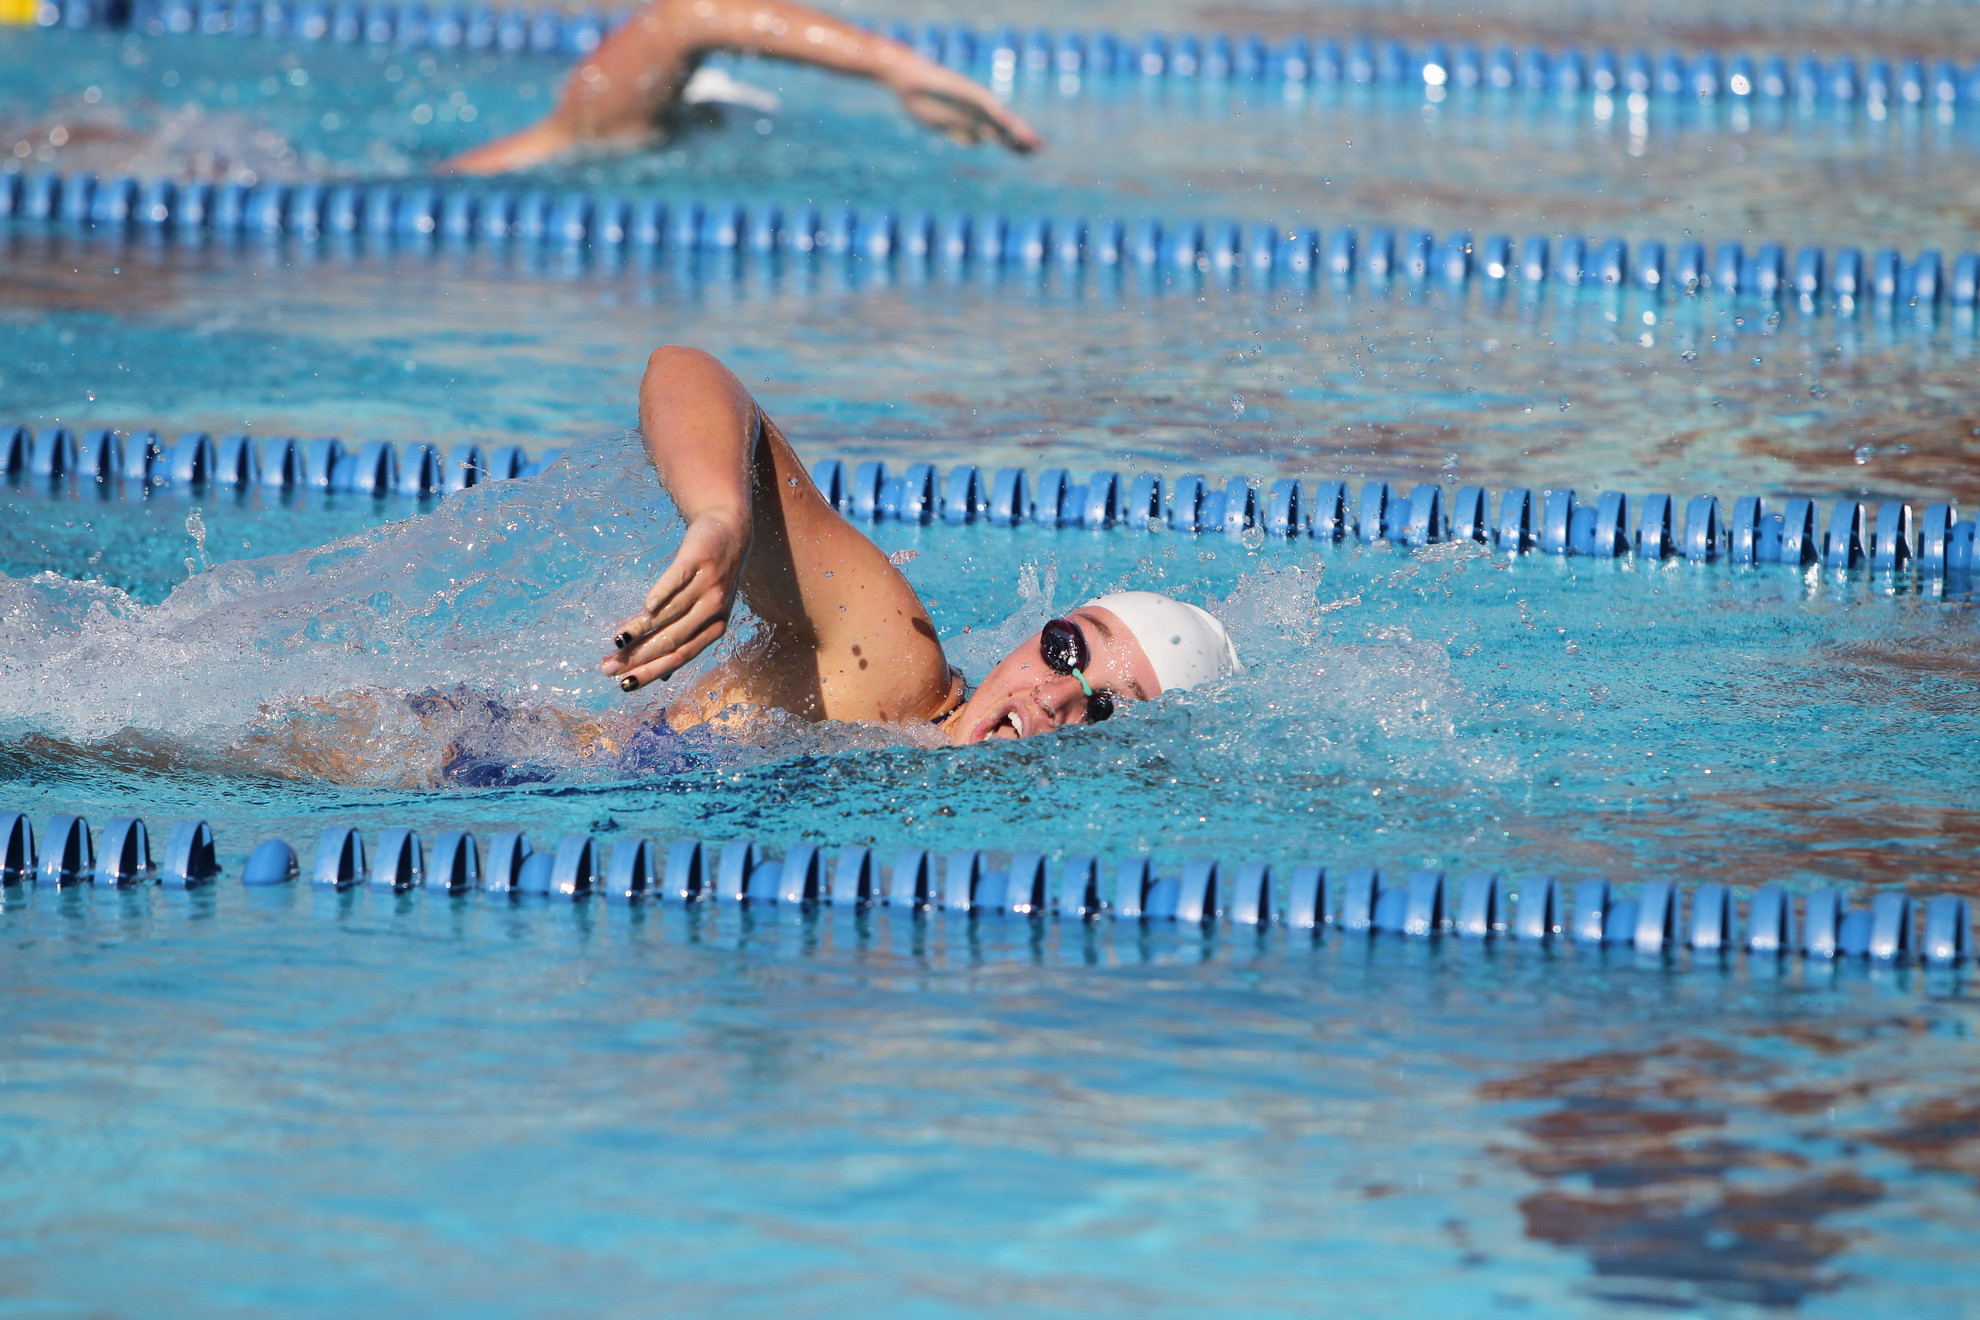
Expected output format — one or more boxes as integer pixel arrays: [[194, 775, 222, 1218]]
[[1072, 667, 1094, 697]]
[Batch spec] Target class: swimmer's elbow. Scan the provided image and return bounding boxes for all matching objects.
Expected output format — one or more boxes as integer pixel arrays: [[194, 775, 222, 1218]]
[[642, 346, 752, 413], [619, 0, 696, 47], [642, 0, 698, 29], [645, 344, 724, 376]]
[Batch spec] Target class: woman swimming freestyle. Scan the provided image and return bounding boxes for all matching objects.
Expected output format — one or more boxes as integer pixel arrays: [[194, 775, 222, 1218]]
[[88, 347, 1233, 786], [601, 347, 1240, 746], [447, 0, 1042, 174]]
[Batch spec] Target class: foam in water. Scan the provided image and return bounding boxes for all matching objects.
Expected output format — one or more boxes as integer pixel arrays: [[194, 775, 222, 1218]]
[[2, 430, 684, 781]]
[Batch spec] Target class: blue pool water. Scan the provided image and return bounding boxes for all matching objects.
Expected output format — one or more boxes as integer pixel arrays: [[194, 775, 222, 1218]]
[[5, 4, 1980, 1315], [3, 886, 1978, 1317], [9, 24, 1980, 249], [3, 244, 1976, 514]]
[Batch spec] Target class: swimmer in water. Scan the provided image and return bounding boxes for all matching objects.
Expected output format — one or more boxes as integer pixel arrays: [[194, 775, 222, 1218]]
[[445, 0, 1042, 175], [601, 347, 1240, 745], [122, 345, 1234, 786]]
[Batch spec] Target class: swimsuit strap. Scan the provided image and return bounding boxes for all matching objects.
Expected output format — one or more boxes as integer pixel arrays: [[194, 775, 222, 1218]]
[[928, 667, 969, 726]]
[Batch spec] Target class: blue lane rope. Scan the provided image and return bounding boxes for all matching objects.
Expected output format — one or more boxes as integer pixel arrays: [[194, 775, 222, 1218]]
[[0, 427, 552, 495], [5, 428, 1976, 580], [25, 0, 1980, 128], [812, 464, 1977, 581], [2, 809, 1971, 968], [5, 169, 1978, 315]]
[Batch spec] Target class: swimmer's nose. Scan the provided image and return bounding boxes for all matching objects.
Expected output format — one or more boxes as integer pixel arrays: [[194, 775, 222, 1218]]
[[1033, 675, 1084, 726]]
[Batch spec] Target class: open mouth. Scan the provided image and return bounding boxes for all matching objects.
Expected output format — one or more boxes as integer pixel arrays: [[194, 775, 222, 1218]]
[[973, 707, 1026, 743]]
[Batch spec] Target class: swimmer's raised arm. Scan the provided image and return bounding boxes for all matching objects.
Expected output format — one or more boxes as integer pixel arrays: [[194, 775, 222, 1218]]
[[602, 347, 756, 686], [600, 346, 956, 728], [444, 0, 1042, 174]]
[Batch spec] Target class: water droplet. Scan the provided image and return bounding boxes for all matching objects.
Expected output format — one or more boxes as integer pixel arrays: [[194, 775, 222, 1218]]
[[184, 508, 210, 573], [1230, 394, 1246, 419], [1751, 356, 1763, 367], [1559, 396, 1571, 411]]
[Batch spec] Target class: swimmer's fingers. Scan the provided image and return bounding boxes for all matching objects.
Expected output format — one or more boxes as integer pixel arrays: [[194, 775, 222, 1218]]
[[896, 78, 1043, 154], [619, 559, 704, 641], [627, 541, 732, 633], [601, 584, 685, 664], [908, 91, 1042, 154], [640, 536, 721, 613], [602, 588, 707, 674], [441, 121, 578, 175], [615, 612, 730, 690], [605, 513, 748, 659], [983, 100, 1044, 153], [604, 585, 733, 680]]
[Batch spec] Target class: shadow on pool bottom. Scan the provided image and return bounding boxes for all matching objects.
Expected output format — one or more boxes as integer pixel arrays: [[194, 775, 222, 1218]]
[[1483, 1022, 1980, 1310]]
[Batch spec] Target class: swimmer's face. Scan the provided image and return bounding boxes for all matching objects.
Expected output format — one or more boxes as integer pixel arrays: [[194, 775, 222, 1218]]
[[948, 606, 1160, 746]]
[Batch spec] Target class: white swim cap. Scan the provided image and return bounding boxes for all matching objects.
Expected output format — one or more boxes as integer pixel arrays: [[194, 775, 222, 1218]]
[[1084, 591, 1241, 695]]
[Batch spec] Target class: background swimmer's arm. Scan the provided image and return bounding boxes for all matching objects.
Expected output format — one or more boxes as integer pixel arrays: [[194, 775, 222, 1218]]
[[601, 346, 953, 725], [444, 0, 1042, 174]]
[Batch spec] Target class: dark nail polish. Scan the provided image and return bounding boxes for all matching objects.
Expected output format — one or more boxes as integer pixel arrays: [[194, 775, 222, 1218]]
[[613, 632, 632, 649], [619, 675, 639, 692], [658, 670, 673, 683]]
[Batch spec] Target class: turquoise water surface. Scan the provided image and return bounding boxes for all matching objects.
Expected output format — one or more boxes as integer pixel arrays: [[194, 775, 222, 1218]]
[[4, 2, 1980, 1315]]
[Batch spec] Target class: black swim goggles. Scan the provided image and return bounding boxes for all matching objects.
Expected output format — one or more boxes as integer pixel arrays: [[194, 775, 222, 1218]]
[[1039, 617, 1117, 724]]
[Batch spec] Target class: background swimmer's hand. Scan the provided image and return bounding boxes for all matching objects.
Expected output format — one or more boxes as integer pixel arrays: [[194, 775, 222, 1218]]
[[887, 62, 1043, 152], [443, 121, 584, 175], [601, 510, 749, 689]]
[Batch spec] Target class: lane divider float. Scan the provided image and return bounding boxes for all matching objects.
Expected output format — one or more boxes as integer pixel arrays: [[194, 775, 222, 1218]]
[[5, 170, 1977, 317], [0, 425, 551, 495], [4, 427, 1974, 580], [2, 810, 1971, 968], [29, 0, 1980, 132]]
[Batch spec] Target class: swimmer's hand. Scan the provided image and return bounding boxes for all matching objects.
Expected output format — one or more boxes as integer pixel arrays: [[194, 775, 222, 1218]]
[[887, 62, 1042, 153], [601, 510, 748, 689]]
